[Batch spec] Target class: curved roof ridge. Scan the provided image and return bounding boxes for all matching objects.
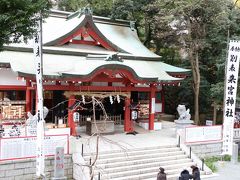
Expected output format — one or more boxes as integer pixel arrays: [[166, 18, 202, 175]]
[[49, 9, 132, 26], [43, 12, 127, 53], [43, 14, 86, 45], [43, 9, 161, 58]]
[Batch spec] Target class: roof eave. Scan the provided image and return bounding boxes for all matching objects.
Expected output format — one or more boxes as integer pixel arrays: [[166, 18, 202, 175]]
[[3, 45, 162, 61]]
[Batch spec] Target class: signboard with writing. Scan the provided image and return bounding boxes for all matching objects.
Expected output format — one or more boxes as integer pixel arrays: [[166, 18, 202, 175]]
[[73, 112, 80, 122], [206, 120, 213, 126], [222, 40, 240, 155], [131, 110, 138, 120], [0, 135, 69, 161], [185, 125, 222, 143], [138, 104, 149, 119], [53, 147, 66, 178]]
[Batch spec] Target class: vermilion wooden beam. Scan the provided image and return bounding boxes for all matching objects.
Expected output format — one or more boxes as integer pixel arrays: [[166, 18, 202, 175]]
[[79, 68, 141, 84], [0, 85, 27, 90], [71, 39, 98, 45], [91, 77, 124, 82], [42, 85, 153, 92], [68, 95, 76, 136], [58, 28, 84, 45]]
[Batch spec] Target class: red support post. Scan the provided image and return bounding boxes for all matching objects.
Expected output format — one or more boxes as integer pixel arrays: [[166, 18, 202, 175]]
[[35, 90, 38, 112], [124, 97, 132, 132], [161, 87, 165, 113], [26, 88, 31, 113], [68, 95, 76, 136], [149, 85, 156, 130], [25, 81, 32, 114]]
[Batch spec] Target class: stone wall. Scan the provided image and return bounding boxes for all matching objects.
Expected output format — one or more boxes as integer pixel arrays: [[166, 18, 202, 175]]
[[0, 155, 73, 180], [186, 142, 222, 158]]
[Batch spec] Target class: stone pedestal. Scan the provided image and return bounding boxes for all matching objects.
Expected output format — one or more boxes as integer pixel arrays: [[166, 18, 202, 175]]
[[138, 121, 162, 130], [231, 143, 239, 164], [174, 119, 194, 131], [51, 147, 67, 180]]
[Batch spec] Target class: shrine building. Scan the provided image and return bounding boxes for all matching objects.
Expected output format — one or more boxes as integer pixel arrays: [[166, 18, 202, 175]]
[[0, 9, 190, 135]]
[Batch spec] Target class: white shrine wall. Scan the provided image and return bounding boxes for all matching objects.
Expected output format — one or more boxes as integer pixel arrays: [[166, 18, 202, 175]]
[[0, 69, 26, 86]]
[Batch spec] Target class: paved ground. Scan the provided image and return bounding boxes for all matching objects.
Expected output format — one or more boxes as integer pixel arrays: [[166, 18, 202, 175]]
[[70, 122, 177, 154], [205, 161, 240, 180]]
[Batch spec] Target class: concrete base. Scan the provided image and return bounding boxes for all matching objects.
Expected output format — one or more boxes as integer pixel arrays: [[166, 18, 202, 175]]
[[51, 177, 67, 180], [231, 143, 239, 164], [174, 119, 194, 131], [138, 122, 162, 130]]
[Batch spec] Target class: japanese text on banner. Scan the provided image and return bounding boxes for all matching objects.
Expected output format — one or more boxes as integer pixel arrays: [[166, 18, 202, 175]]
[[33, 18, 45, 176], [222, 40, 240, 155]]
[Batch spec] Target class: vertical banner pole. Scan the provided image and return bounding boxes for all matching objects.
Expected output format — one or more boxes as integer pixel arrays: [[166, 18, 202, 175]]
[[222, 40, 240, 155], [33, 15, 45, 177]]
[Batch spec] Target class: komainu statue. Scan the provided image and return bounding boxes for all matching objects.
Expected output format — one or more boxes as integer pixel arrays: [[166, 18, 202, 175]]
[[26, 107, 49, 129], [177, 104, 191, 121]]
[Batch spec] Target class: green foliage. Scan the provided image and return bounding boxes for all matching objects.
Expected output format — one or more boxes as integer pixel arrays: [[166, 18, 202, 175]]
[[144, 0, 240, 119], [222, 155, 231, 161], [58, 0, 113, 17], [207, 2, 240, 104], [0, 0, 51, 50], [111, 0, 134, 20], [205, 156, 221, 172], [205, 155, 233, 172], [58, 0, 88, 11], [111, 0, 154, 20], [210, 82, 225, 104]]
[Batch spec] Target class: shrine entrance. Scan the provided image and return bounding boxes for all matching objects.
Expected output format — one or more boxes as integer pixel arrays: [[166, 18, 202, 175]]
[[64, 91, 131, 135]]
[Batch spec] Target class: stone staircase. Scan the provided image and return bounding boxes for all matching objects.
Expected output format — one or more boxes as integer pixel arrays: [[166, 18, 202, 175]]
[[83, 145, 207, 180]]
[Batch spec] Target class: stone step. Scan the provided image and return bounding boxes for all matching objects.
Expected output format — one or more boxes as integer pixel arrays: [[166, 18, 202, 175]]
[[100, 162, 194, 179], [95, 158, 192, 174], [144, 170, 210, 180], [86, 145, 211, 180], [102, 168, 207, 180], [98, 170, 181, 180], [84, 147, 181, 160], [95, 154, 189, 168], [83, 144, 176, 156], [87, 151, 185, 164]]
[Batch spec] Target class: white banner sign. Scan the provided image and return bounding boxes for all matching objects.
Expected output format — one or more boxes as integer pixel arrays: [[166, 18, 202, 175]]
[[0, 135, 69, 161], [222, 40, 240, 155], [33, 17, 45, 176], [151, 98, 155, 114], [185, 125, 222, 143]]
